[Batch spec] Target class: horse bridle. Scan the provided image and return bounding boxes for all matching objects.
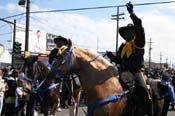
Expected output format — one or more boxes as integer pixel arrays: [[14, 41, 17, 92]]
[[52, 47, 75, 76], [33, 61, 62, 99], [55, 46, 106, 75], [33, 61, 45, 82]]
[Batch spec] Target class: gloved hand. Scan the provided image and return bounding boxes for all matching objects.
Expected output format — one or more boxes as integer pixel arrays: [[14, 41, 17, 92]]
[[106, 51, 113, 58], [126, 2, 133, 14]]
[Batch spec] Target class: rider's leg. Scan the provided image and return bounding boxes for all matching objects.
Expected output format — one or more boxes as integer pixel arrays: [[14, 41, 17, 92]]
[[135, 71, 153, 116]]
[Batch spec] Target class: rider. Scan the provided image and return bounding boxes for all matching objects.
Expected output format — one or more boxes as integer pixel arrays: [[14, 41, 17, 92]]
[[106, 2, 153, 116], [161, 70, 175, 105], [48, 35, 68, 65], [49, 35, 74, 108]]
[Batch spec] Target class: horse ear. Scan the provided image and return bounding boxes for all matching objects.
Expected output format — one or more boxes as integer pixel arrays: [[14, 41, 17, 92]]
[[67, 39, 72, 48]]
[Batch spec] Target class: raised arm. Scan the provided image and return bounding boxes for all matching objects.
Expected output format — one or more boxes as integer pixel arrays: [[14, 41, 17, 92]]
[[127, 2, 145, 48]]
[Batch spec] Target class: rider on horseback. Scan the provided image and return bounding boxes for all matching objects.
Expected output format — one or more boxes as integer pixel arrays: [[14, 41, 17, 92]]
[[48, 35, 68, 65], [107, 2, 153, 116]]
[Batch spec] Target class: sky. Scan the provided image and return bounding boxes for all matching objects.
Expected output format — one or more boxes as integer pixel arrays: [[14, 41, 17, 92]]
[[0, 0, 175, 66]]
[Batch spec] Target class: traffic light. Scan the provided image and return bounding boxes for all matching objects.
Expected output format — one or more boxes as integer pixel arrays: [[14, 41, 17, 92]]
[[13, 41, 22, 54]]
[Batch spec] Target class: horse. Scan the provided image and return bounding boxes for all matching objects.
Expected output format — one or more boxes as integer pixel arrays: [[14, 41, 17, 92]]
[[26, 55, 81, 116], [47, 60, 82, 116], [147, 68, 172, 116], [23, 56, 60, 116], [51, 39, 171, 116]]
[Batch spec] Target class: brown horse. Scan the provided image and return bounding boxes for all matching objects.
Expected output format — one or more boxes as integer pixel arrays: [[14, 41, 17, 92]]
[[29, 56, 81, 116], [47, 60, 82, 116], [52, 39, 171, 116], [147, 69, 171, 116], [23, 56, 58, 116], [51, 44, 128, 116]]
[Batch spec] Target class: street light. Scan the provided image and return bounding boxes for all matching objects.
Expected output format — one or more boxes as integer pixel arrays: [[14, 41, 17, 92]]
[[18, 0, 25, 6], [18, 0, 30, 53]]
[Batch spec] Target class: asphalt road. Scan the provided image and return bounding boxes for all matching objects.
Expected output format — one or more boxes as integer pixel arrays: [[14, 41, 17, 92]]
[[37, 106, 175, 116]]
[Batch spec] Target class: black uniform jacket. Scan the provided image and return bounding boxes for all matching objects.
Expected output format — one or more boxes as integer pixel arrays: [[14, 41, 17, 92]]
[[111, 13, 145, 73]]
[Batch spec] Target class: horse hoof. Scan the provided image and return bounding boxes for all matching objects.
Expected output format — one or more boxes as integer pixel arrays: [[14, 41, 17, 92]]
[[57, 108, 62, 112]]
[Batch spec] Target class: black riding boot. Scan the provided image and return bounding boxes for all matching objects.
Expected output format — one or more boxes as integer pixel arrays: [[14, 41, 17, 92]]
[[147, 98, 154, 116]]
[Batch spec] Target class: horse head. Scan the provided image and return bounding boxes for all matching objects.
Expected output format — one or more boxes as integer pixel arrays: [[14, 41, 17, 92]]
[[33, 60, 49, 83], [51, 39, 75, 77]]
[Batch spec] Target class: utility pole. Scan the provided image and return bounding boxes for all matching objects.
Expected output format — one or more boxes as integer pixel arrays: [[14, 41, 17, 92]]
[[18, 0, 30, 54], [160, 53, 162, 69], [97, 36, 99, 52], [148, 38, 153, 73], [111, 6, 124, 53], [25, 0, 30, 52], [12, 20, 16, 67], [166, 57, 168, 67]]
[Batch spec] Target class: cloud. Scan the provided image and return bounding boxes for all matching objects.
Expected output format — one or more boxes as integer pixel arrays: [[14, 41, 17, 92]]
[[29, 11, 116, 51], [139, 11, 175, 63], [157, 2, 175, 12], [6, 3, 16, 11], [18, 3, 175, 63], [0, 2, 25, 13]]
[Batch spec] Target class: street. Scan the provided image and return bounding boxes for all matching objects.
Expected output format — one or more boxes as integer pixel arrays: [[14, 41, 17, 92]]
[[37, 106, 175, 116]]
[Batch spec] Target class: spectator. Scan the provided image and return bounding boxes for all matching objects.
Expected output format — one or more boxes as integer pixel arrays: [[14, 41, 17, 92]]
[[0, 68, 7, 115], [4, 77, 16, 116], [161, 71, 175, 105], [15, 79, 27, 116]]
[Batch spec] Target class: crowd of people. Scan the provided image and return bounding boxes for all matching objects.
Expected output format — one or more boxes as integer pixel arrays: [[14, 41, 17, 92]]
[[0, 64, 175, 116], [147, 67, 175, 107], [0, 66, 30, 116], [0, 64, 86, 116]]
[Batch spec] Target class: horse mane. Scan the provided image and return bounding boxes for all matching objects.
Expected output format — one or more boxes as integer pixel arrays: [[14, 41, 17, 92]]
[[75, 47, 115, 69], [72, 47, 119, 86]]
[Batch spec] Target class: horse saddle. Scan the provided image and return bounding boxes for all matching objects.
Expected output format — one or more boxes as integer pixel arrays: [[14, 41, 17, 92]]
[[119, 71, 135, 90], [119, 72, 168, 100], [147, 78, 169, 100]]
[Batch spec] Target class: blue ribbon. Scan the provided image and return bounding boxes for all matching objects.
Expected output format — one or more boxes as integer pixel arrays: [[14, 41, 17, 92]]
[[88, 90, 129, 116]]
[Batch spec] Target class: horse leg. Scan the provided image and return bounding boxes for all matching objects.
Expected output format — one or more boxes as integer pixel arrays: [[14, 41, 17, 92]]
[[154, 99, 164, 116], [75, 88, 81, 116], [41, 96, 49, 116], [69, 88, 81, 116], [42, 104, 49, 116], [50, 98, 58, 116], [162, 95, 171, 116], [171, 103, 174, 110]]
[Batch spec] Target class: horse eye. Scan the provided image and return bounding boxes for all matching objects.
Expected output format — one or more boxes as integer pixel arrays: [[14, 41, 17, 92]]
[[61, 59, 66, 65]]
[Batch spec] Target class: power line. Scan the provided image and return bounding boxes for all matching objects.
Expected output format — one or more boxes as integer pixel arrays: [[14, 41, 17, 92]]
[[26, 0, 175, 14], [2, 0, 175, 19], [0, 16, 26, 31], [3, 13, 25, 20]]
